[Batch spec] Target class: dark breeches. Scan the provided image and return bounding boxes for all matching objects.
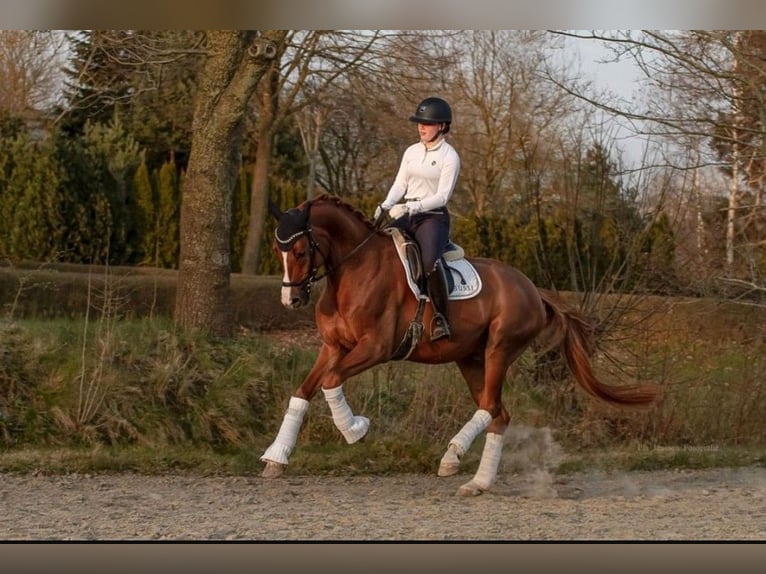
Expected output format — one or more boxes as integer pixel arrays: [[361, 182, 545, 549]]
[[394, 208, 450, 274]]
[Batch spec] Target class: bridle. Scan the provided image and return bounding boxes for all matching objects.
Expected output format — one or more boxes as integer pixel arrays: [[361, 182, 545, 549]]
[[275, 221, 328, 300], [275, 201, 381, 300]]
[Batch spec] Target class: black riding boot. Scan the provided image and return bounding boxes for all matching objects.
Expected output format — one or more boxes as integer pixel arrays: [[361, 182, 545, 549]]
[[426, 261, 451, 341]]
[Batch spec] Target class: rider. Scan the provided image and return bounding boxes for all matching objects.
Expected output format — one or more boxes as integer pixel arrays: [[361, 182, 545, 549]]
[[374, 96, 461, 341]]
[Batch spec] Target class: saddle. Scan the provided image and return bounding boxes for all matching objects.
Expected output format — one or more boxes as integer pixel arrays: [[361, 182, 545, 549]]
[[384, 228, 482, 361], [385, 228, 482, 301]]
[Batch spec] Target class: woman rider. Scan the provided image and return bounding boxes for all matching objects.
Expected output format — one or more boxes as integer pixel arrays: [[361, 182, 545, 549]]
[[374, 97, 460, 341]]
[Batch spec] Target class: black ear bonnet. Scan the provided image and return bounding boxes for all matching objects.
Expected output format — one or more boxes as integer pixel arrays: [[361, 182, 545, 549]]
[[275, 204, 312, 251]]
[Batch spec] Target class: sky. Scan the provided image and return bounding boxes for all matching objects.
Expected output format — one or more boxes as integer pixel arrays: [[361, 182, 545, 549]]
[[558, 33, 650, 168], [573, 36, 641, 100]]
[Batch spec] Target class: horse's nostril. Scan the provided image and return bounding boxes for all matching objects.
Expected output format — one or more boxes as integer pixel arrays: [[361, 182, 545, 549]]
[[290, 298, 302, 308]]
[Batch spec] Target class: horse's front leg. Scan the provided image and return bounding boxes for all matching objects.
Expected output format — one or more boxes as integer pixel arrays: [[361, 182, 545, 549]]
[[321, 385, 370, 444], [260, 344, 336, 478], [320, 334, 390, 444]]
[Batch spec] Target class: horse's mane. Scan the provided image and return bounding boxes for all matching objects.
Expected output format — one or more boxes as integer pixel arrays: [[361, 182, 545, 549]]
[[311, 193, 377, 232]]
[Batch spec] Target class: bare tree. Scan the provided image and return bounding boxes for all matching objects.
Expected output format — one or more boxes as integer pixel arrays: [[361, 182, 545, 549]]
[[240, 30, 453, 274], [444, 31, 577, 218], [547, 30, 766, 284], [0, 30, 67, 118], [311, 31, 460, 202], [57, 29, 288, 335], [242, 30, 390, 274]]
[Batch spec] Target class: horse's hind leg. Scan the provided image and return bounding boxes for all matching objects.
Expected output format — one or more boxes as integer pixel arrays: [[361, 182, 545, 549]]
[[438, 358, 484, 476], [439, 358, 509, 479], [444, 355, 511, 496], [437, 409, 492, 477], [457, 429, 507, 496]]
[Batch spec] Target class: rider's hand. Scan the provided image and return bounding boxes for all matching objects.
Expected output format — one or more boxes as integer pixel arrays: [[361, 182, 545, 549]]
[[373, 204, 387, 220], [389, 204, 410, 220]]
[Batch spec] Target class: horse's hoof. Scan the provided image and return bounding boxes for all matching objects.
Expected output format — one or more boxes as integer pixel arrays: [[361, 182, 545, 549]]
[[344, 416, 369, 444], [457, 480, 487, 497], [438, 462, 460, 477], [438, 444, 461, 476], [262, 461, 286, 478]]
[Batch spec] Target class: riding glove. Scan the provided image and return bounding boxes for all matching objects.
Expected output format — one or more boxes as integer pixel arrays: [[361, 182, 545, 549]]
[[373, 204, 387, 220], [388, 204, 410, 219]]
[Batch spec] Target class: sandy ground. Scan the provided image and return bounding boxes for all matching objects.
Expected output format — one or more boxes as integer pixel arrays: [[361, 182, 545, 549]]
[[1, 463, 764, 541]]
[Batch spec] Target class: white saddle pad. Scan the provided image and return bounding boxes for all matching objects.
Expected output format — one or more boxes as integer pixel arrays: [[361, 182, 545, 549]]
[[386, 229, 482, 301]]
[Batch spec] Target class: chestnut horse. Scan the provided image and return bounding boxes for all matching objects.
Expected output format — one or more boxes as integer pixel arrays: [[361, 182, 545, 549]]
[[260, 194, 659, 495]]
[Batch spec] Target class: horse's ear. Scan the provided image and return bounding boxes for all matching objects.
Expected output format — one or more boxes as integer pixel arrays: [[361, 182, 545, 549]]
[[268, 200, 283, 221]]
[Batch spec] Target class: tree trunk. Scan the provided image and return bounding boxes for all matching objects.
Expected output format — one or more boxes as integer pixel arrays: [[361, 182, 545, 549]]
[[174, 30, 281, 336], [693, 160, 705, 261], [727, 132, 739, 269], [241, 60, 280, 275], [241, 123, 273, 275], [298, 106, 325, 201]]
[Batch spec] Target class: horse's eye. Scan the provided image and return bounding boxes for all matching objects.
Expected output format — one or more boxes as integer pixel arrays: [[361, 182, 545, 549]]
[[294, 250, 306, 260]]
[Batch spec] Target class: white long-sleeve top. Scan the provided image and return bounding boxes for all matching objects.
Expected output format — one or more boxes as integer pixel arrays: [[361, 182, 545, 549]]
[[381, 138, 461, 214]]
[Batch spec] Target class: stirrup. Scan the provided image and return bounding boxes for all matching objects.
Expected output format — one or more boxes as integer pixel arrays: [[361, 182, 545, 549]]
[[430, 314, 451, 341]]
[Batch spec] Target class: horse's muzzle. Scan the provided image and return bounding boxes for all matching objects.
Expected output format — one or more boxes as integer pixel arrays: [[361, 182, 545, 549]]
[[281, 285, 309, 309], [286, 296, 305, 309]]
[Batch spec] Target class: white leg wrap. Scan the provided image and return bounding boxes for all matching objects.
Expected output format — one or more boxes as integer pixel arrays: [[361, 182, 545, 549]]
[[322, 385, 369, 444], [260, 396, 310, 465], [448, 409, 493, 457], [472, 432, 505, 490]]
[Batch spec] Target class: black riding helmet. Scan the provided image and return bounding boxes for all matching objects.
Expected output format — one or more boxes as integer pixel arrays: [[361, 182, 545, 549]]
[[409, 97, 452, 134]]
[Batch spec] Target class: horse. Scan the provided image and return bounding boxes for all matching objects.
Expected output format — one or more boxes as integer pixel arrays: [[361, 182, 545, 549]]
[[260, 193, 660, 496]]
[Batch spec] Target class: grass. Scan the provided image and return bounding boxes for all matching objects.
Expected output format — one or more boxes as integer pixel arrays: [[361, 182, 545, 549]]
[[0, 262, 316, 330], [1, 266, 765, 476], [2, 442, 762, 478]]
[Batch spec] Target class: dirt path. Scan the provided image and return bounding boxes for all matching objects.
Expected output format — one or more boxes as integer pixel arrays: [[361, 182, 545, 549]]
[[1, 466, 763, 540]]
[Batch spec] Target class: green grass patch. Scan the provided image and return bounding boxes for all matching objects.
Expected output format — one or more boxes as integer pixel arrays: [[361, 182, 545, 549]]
[[1, 289, 766, 476]]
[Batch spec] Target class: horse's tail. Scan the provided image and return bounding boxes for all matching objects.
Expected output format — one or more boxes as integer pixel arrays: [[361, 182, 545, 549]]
[[537, 289, 660, 407]]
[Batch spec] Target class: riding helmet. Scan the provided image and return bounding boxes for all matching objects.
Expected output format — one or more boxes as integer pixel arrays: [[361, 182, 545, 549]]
[[409, 97, 452, 134]]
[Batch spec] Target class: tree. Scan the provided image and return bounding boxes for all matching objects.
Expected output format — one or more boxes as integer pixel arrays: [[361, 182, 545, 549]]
[[0, 30, 66, 121], [448, 30, 575, 219], [51, 129, 117, 264], [81, 114, 142, 262], [130, 154, 155, 264], [156, 158, 180, 267], [548, 30, 766, 292], [230, 164, 252, 273], [240, 30, 444, 274], [731, 31, 766, 208], [174, 30, 286, 337], [60, 30, 202, 170], [60, 30, 137, 132], [0, 131, 62, 260]]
